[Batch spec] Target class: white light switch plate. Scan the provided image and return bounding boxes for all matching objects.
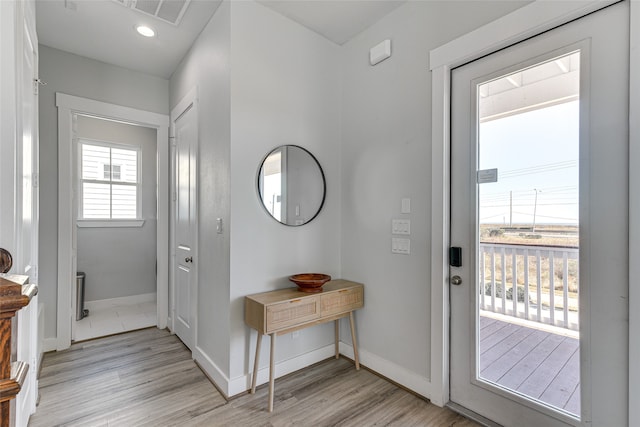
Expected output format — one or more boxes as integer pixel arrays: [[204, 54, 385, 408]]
[[392, 238, 410, 255], [401, 198, 411, 214], [392, 219, 410, 235]]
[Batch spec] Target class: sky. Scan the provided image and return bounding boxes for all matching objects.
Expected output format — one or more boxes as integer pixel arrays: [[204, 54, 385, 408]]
[[478, 101, 579, 226]]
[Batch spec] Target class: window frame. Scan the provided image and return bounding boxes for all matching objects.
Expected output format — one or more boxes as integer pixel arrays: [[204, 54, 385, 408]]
[[77, 138, 144, 227]]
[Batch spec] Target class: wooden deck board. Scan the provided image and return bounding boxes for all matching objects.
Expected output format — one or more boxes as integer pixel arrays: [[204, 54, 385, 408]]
[[480, 323, 536, 368], [480, 322, 519, 350], [539, 342, 580, 409], [480, 329, 548, 382], [479, 316, 580, 415], [516, 338, 578, 398]]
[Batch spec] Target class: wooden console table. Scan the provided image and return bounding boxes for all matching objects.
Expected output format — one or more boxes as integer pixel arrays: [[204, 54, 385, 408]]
[[245, 279, 364, 412]]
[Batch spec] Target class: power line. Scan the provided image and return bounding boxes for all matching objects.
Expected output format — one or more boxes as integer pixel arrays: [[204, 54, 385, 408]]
[[497, 160, 578, 179]]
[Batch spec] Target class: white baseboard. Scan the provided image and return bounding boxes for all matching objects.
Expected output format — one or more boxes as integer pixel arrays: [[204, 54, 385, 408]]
[[193, 346, 232, 398], [228, 344, 335, 397], [85, 292, 157, 311], [339, 342, 432, 399], [38, 303, 45, 369], [43, 338, 58, 353], [193, 343, 336, 399]]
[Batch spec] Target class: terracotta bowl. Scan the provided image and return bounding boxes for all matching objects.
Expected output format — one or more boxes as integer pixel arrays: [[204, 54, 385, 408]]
[[289, 273, 331, 293]]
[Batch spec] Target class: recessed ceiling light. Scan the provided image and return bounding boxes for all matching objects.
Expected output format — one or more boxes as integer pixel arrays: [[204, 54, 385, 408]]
[[136, 25, 155, 38]]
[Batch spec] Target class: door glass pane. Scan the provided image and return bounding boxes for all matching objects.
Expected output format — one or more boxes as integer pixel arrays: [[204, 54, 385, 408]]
[[477, 51, 580, 417]]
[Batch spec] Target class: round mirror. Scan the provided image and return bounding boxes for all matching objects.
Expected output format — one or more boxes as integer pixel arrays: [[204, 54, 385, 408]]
[[257, 145, 326, 226]]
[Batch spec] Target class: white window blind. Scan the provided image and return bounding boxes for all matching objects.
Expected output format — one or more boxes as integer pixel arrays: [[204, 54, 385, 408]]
[[80, 141, 140, 220]]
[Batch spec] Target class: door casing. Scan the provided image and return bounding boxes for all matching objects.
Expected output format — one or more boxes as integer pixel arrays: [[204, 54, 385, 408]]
[[55, 93, 170, 350]]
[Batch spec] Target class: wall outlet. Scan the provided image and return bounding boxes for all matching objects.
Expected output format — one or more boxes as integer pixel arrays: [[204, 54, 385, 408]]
[[292, 331, 300, 339]]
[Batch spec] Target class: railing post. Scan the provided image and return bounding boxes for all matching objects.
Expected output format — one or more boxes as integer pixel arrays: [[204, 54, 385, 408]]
[[480, 247, 486, 310], [500, 247, 506, 314], [549, 250, 555, 326], [524, 249, 530, 321], [563, 252, 569, 328], [536, 250, 542, 323], [490, 247, 496, 312], [512, 249, 517, 317]]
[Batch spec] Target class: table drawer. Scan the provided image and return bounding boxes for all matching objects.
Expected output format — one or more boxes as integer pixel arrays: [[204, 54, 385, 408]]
[[266, 297, 320, 332], [320, 286, 363, 316]]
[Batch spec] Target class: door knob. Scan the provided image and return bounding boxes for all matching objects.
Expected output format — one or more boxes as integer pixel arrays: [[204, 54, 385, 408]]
[[451, 275, 462, 285], [185, 256, 193, 263]]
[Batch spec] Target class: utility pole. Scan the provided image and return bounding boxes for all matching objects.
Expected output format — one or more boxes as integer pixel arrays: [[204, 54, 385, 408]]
[[509, 190, 513, 228], [532, 188, 541, 232]]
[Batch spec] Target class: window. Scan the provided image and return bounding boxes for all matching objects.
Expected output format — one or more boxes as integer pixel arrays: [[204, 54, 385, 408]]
[[79, 140, 141, 220]]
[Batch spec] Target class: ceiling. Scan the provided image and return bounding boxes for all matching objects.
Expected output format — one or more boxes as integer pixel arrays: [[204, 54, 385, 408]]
[[35, 0, 406, 79], [257, 1, 405, 45], [36, 0, 223, 78]]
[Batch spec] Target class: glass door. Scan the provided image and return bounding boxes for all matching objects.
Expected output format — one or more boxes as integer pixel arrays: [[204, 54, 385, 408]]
[[449, 3, 629, 426]]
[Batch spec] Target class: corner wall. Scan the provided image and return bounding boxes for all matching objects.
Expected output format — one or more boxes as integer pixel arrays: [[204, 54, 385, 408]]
[[169, 0, 342, 395], [169, 0, 232, 387]]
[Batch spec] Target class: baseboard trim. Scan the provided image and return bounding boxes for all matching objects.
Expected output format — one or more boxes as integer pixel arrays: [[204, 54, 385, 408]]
[[85, 292, 157, 311], [227, 343, 335, 397], [339, 342, 432, 399], [193, 343, 337, 399], [43, 338, 58, 353], [193, 346, 232, 398]]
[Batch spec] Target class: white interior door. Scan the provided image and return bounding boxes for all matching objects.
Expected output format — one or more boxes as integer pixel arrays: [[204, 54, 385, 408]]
[[450, 3, 629, 426], [15, 1, 39, 425], [172, 101, 197, 351]]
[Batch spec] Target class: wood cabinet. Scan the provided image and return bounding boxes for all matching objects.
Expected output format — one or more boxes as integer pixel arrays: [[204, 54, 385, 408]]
[[245, 279, 364, 412]]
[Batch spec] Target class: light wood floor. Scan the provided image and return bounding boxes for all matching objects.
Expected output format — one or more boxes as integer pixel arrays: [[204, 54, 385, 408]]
[[30, 328, 478, 426]]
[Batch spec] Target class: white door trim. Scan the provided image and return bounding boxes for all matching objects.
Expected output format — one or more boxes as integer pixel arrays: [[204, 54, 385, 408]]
[[169, 87, 198, 339], [628, 1, 640, 425], [429, 0, 635, 410], [0, 1, 18, 263], [55, 93, 169, 350]]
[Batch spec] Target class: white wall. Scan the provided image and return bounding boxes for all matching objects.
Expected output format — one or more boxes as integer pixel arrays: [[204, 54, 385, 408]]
[[169, 0, 232, 383], [228, 0, 342, 385], [76, 115, 157, 301], [38, 45, 168, 340], [339, 0, 528, 390]]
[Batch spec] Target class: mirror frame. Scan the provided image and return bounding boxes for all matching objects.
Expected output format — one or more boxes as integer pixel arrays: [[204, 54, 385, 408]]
[[256, 145, 326, 226]]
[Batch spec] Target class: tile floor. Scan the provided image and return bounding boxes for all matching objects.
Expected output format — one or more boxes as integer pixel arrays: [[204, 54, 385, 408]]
[[74, 300, 156, 342]]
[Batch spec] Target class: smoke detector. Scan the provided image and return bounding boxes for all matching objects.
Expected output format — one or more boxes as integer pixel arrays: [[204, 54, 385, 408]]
[[113, 0, 190, 26]]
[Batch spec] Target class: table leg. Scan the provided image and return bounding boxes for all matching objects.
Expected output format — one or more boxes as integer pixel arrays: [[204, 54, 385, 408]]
[[334, 319, 340, 359], [349, 311, 360, 370], [251, 331, 262, 394], [268, 333, 276, 412]]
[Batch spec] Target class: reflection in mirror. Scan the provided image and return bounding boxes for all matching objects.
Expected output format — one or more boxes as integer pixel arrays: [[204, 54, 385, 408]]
[[257, 145, 326, 226]]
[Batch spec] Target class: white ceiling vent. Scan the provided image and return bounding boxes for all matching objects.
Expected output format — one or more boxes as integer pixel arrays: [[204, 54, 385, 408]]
[[113, 0, 190, 26]]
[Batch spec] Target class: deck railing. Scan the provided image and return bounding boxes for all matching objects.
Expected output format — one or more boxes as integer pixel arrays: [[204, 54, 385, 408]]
[[479, 243, 579, 331]]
